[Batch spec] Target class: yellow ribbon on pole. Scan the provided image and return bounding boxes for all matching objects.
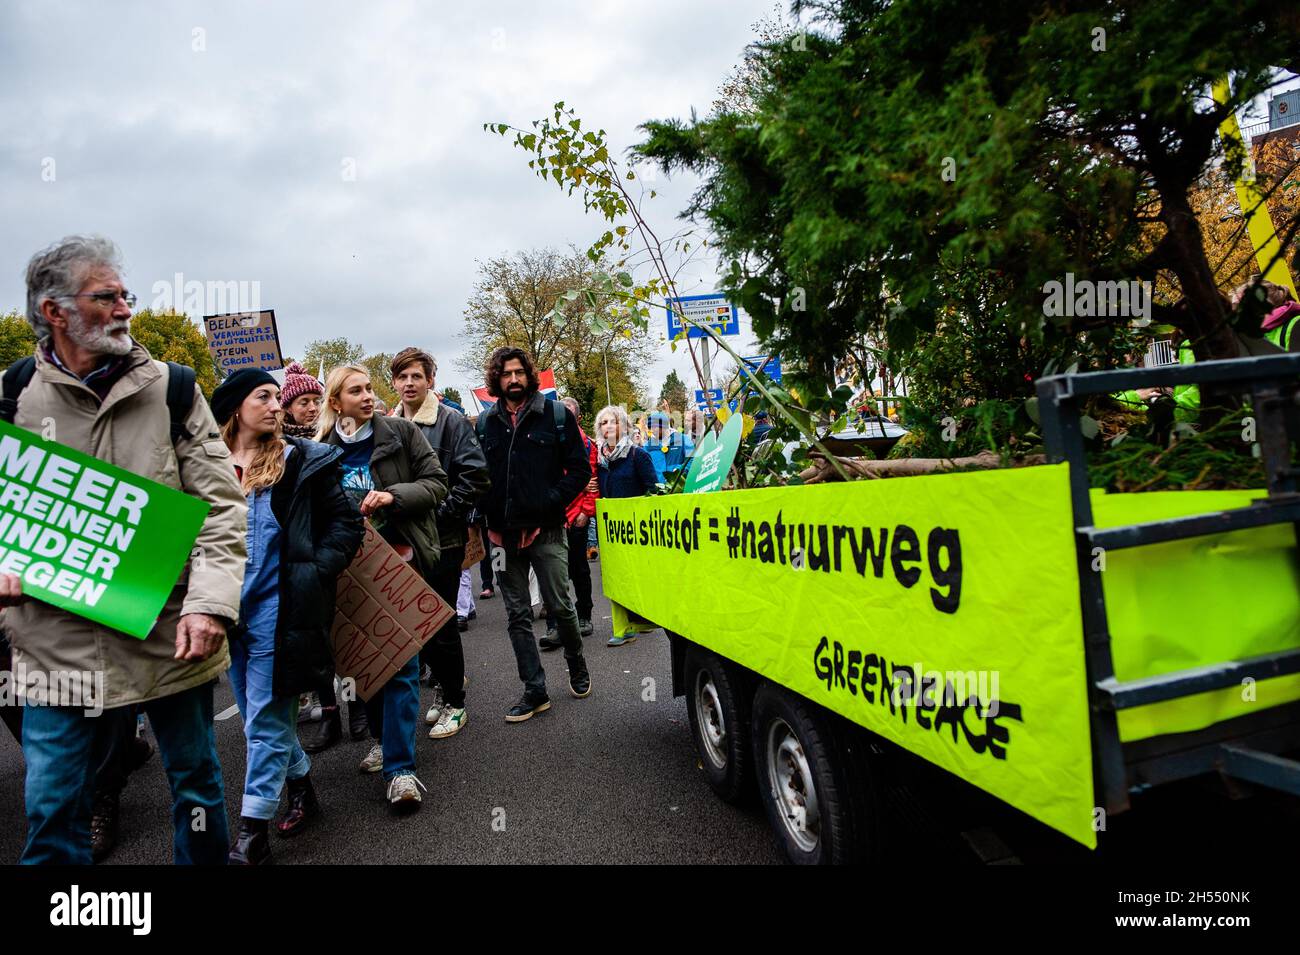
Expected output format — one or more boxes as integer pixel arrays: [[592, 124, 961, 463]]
[[1213, 77, 1298, 299]]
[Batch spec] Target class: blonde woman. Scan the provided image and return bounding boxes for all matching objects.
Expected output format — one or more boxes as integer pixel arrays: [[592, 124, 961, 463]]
[[210, 369, 364, 863], [316, 364, 447, 809], [594, 405, 658, 647]]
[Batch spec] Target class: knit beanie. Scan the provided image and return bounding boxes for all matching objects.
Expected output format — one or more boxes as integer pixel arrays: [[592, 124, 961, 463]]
[[210, 369, 278, 426], [281, 361, 323, 406]]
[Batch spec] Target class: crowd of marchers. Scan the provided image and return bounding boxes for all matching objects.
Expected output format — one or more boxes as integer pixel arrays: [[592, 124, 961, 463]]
[[0, 234, 693, 866]]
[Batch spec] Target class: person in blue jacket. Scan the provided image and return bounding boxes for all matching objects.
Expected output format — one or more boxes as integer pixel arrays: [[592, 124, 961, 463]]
[[644, 410, 687, 482]]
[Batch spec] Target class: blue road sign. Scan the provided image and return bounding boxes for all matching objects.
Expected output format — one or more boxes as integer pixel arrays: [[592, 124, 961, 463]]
[[666, 293, 740, 339], [695, 388, 739, 414], [739, 354, 782, 384]]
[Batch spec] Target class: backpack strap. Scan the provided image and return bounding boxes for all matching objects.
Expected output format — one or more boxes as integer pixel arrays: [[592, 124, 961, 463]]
[[0, 356, 195, 444], [163, 362, 197, 444], [549, 398, 567, 446], [0, 356, 37, 425], [475, 408, 489, 442]]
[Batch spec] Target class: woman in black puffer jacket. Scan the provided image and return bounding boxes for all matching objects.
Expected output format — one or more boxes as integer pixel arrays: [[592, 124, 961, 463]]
[[212, 369, 364, 865]]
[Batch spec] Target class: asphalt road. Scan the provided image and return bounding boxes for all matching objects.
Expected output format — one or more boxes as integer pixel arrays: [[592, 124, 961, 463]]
[[0, 559, 784, 865], [3, 557, 1299, 865]]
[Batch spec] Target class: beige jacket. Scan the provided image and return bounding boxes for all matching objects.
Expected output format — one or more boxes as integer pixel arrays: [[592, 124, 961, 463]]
[[5, 340, 247, 708]]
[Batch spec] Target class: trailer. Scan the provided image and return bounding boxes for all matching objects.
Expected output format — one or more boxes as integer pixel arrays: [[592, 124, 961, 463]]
[[596, 354, 1300, 863]]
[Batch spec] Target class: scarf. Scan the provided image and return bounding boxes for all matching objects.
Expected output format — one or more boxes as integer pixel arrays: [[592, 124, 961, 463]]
[[282, 420, 316, 440], [335, 419, 374, 444], [599, 436, 634, 468]]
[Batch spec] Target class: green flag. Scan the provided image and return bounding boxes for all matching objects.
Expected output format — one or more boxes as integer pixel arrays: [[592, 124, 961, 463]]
[[683, 413, 743, 494]]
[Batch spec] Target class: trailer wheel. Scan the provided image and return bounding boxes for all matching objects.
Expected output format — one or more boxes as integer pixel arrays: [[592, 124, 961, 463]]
[[751, 682, 873, 864], [684, 645, 753, 803]]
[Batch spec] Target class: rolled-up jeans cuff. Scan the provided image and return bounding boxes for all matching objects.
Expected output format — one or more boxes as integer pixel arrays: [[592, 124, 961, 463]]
[[241, 794, 281, 820], [286, 748, 311, 781]]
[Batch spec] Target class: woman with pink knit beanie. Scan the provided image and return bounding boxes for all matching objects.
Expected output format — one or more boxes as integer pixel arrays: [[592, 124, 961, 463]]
[[280, 362, 324, 440]]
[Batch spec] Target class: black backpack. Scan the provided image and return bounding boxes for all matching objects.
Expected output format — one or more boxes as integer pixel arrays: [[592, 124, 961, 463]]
[[0, 355, 197, 444]]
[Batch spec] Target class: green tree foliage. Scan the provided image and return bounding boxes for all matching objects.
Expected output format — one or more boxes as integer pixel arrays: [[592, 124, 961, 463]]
[[360, 352, 398, 407], [456, 247, 647, 414], [441, 386, 463, 407], [658, 369, 687, 413], [303, 338, 365, 380], [636, 0, 1300, 393], [0, 311, 36, 369], [130, 309, 221, 397]]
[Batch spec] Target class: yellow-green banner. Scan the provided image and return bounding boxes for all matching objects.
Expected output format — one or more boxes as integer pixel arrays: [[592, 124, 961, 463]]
[[599, 463, 1098, 848], [1095, 488, 1300, 742]]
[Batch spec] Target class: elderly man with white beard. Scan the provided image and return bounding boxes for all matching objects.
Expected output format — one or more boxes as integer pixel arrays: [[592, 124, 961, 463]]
[[0, 235, 247, 865]]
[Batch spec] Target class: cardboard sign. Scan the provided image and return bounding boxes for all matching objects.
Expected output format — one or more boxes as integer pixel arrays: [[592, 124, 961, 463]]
[[0, 420, 210, 638], [203, 309, 283, 377], [330, 522, 455, 701], [461, 523, 485, 570]]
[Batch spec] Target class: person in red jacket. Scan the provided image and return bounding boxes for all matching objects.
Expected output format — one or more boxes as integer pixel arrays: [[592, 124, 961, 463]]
[[539, 396, 598, 648]]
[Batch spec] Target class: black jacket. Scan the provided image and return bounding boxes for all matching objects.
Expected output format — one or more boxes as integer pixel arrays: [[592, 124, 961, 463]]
[[319, 413, 448, 579], [393, 394, 489, 549], [479, 390, 590, 532], [263, 436, 365, 697]]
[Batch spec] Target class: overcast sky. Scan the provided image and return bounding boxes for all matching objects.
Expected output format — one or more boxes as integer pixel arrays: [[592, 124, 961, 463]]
[[0, 0, 782, 405]]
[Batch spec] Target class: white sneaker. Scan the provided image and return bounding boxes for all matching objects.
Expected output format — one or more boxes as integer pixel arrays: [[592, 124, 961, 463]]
[[428, 707, 467, 739], [358, 743, 383, 774], [387, 773, 426, 808], [297, 691, 322, 724], [425, 703, 443, 725]]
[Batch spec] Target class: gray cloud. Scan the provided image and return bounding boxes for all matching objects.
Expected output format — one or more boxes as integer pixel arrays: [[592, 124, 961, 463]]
[[0, 0, 776, 400]]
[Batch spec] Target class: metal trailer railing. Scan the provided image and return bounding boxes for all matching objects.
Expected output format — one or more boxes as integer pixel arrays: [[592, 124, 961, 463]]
[[1036, 353, 1300, 816]]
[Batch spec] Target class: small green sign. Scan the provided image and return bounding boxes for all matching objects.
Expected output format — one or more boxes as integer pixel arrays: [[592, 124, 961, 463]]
[[0, 420, 211, 639], [683, 413, 743, 493]]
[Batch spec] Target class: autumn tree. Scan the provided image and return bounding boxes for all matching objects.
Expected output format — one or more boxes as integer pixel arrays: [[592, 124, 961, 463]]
[[303, 338, 365, 380], [360, 352, 398, 407], [130, 310, 222, 397], [0, 311, 36, 369], [456, 247, 647, 411]]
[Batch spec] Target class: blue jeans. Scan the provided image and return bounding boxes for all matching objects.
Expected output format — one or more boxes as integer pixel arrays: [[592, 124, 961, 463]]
[[364, 653, 420, 781], [228, 627, 310, 819], [21, 681, 229, 865]]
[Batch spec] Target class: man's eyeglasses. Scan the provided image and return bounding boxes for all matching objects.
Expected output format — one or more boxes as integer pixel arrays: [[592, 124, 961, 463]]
[[73, 290, 137, 307]]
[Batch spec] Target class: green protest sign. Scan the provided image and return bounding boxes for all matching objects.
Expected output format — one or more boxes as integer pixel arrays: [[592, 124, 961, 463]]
[[0, 420, 210, 639], [683, 413, 743, 494]]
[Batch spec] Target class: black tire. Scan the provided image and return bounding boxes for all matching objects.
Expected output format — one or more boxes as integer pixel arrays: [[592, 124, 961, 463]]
[[683, 644, 754, 803], [750, 682, 877, 864]]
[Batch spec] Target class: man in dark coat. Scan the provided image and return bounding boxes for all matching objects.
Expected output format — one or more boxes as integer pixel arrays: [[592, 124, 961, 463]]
[[477, 347, 591, 722], [390, 347, 489, 740]]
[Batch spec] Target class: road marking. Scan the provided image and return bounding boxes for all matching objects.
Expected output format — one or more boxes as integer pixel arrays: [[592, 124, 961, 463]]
[[216, 704, 241, 721]]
